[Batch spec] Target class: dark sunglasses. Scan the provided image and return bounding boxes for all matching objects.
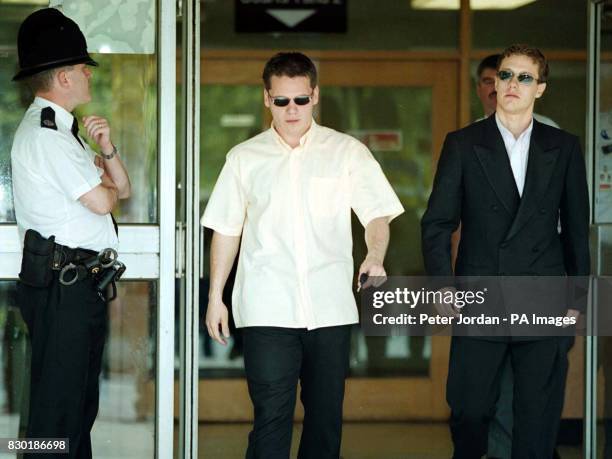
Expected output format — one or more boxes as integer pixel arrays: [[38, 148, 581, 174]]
[[497, 70, 540, 85], [268, 93, 312, 107]]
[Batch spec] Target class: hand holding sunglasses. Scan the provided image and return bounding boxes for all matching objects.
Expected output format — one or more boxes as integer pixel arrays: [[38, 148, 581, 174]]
[[497, 69, 542, 85], [268, 93, 313, 107]]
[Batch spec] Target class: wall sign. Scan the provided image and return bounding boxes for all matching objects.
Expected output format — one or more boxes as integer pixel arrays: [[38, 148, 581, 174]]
[[235, 0, 347, 33]]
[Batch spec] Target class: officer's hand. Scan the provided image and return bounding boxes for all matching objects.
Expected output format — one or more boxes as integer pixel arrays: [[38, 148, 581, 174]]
[[357, 255, 386, 291], [83, 115, 113, 152], [206, 297, 230, 345]]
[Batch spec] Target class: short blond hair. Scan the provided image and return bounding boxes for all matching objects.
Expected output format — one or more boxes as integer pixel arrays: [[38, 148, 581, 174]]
[[23, 65, 73, 94], [499, 44, 549, 83]]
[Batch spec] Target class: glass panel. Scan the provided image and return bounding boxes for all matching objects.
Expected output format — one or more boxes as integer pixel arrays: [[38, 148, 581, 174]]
[[202, 1, 458, 51], [199, 84, 262, 374], [0, 282, 26, 441], [472, 0, 587, 50], [596, 224, 612, 455], [75, 54, 158, 224], [0, 280, 157, 458], [599, 335, 612, 458], [556, 339, 584, 457], [0, 4, 39, 224], [595, 3, 612, 224], [0, 7, 158, 224], [200, 85, 263, 203]]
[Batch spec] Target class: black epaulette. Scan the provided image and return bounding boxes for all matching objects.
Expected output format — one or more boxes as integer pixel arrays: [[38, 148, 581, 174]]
[[40, 106, 57, 130]]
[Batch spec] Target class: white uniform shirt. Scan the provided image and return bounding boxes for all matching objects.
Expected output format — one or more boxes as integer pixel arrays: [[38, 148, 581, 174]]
[[202, 120, 404, 330], [11, 97, 118, 251], [495, 113, 534, 197]]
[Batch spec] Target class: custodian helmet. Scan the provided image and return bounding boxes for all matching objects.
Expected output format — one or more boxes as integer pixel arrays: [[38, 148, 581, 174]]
[[13, 8, 97, 81]]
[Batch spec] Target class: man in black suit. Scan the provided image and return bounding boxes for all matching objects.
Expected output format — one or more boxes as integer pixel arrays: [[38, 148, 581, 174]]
[[421, 44, 590, 458]]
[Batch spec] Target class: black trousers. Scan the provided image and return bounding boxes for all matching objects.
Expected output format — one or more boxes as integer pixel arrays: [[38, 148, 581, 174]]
[[243, 325, 351, 459], [447, 336, 573, 459], [17, 273, 108, 459]]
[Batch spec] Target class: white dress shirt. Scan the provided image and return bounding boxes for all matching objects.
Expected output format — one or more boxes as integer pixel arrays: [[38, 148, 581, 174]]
[[495, 113, 534, 197], [202, 120, 404, 330], [11, 97, 118, 251]]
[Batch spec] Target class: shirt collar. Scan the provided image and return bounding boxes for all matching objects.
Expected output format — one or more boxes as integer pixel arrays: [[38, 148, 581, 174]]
[[271, 118, 317, 151], [494, 112, 533, 145], [33, 96, 75, 131]]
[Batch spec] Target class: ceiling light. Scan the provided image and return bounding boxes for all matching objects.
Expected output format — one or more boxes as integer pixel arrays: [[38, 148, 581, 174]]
[[412, 0, 537, 10], [0, 0, 48, 4]]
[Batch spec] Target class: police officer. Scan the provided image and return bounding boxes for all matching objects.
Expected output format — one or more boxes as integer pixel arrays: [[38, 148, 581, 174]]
[[10, 8, 130, 458]]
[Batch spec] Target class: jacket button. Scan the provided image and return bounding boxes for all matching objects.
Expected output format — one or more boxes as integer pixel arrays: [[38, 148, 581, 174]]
[[539, 208, 546, 214], [491, 205, 499, 211], [532, 247, 539, 253], [500, 242, 508, 249]]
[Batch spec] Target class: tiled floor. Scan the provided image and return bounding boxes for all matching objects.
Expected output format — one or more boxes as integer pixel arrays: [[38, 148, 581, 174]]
[[197, 422, 583, 459], [0, 371, 587, 458], [0, 417, 589, 458], [198, 422, 455, 459]]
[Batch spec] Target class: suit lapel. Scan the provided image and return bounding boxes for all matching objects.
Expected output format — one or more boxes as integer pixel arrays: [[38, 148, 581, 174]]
[[474, 115, 521, 216], [505, 120, 559, 240]]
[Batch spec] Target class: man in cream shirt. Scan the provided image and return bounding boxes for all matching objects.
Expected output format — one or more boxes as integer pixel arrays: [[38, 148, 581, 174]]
[[202, 52, 403, 459]]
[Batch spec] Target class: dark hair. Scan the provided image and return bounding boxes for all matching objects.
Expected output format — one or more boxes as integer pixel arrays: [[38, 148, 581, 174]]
[[476, 54, 500, 79], [262, 52, 317, 90], [498, 44, 549, 83]]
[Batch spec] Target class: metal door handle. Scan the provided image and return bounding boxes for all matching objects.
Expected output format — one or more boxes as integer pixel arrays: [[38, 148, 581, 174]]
[[175, 221, 185, 278], [199, 224, 205, 279]]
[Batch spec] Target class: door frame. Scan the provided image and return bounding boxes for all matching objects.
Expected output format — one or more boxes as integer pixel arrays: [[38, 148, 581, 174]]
[[0, 0, 177, 455]]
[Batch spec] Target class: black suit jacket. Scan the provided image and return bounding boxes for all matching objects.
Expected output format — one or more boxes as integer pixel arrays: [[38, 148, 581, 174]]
[[421, 115, 590, 317]]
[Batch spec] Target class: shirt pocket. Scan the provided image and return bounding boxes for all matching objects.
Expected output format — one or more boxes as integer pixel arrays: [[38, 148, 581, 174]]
[[308, 177, 345, 218]]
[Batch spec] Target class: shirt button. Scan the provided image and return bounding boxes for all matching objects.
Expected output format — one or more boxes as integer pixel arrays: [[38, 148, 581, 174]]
[[491, 205, 499, 212]]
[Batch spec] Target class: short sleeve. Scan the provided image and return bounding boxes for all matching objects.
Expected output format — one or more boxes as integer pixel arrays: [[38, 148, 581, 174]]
[[201, 154, 247, 236], [40, 132, 101, 201], [349, 141, 405, 227]]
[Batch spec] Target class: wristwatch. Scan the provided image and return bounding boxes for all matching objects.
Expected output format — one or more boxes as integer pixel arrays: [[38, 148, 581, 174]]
[[100, 144, 117, 160]]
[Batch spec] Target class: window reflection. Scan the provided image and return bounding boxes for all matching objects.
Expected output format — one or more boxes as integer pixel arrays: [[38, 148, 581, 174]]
[[0, 52, 158, 224], [0, 281, 157, 458]]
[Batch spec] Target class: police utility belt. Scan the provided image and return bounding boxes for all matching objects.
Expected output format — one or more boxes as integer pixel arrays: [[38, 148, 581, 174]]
[[19, 229, 126, 301]]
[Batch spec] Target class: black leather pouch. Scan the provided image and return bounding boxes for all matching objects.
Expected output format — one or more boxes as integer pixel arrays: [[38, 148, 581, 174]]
[[19, 229, 55, 288]]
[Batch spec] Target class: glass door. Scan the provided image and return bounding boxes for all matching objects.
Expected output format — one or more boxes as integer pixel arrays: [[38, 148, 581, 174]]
[[0, 0, 176, 457]]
